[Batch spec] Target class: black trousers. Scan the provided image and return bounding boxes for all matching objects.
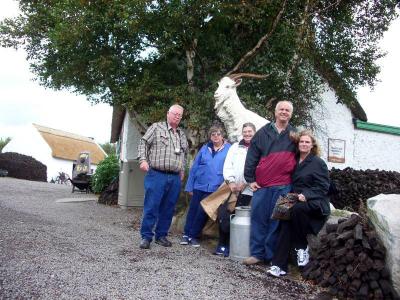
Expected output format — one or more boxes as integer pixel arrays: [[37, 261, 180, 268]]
[[271, 202, 319, 271], [218, 193, 252, 247]]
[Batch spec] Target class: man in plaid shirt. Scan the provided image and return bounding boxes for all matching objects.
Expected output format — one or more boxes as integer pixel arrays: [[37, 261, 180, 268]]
[[137, 104, 188, 249]]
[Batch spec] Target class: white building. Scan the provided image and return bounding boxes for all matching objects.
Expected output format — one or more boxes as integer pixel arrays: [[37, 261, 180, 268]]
[[2, 124, 107, 181], [313, 87, 400, 172], [110, 108, 146, 208]]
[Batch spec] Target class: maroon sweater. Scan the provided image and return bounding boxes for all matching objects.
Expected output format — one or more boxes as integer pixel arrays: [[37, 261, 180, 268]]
[[244, 123, 296, 187]]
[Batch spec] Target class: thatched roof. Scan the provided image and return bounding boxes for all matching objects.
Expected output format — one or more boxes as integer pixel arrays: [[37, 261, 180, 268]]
[[33, 124, 106, 164]]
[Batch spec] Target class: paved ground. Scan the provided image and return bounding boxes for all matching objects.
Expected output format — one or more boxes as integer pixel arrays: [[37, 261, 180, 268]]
[[0, 177, 323, 299]]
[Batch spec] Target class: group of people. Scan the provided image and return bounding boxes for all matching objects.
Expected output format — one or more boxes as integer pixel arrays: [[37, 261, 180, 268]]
[[136, 101, 331, 277], [181, 122, 256, 254]]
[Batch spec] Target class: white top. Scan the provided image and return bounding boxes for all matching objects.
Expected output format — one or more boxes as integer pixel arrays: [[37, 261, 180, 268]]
[[223, 142, 253, 196]]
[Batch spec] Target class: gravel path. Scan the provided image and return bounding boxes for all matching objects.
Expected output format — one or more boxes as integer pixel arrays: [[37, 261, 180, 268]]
[[0, 177, 323, 299]]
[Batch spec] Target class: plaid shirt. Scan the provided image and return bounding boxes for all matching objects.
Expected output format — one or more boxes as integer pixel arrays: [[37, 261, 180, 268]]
[[138, 121, 188, 172]]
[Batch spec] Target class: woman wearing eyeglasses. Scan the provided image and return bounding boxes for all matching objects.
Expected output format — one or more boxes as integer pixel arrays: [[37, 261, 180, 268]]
[[180, 125, 231, 247]]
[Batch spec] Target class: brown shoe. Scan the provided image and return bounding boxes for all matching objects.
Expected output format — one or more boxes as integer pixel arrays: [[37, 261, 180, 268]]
[[243, 256, 262, 265]]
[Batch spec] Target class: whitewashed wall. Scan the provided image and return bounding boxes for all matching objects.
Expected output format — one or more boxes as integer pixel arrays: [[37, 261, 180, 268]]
[[313, 86, 400, 172], [49, 157, 98, 181], [47, 157, 74, 181], [117, 112, 145, 208], [353, 130, 400, 171], [312, 87, 355, 169], [120, 111, 142, 162], [3, 124, 52, 167]]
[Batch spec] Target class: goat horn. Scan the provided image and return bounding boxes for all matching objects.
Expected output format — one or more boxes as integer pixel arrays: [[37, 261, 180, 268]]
[[229, 73, 269, 80]]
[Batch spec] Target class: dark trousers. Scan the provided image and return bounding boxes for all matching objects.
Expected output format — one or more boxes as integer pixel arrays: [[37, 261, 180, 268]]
[[218, 193, 252, 247], [140, 169, 181, 241], [183, 189, 212, 238], [250, 185, 291, 261], [272, 202, 317, 272]]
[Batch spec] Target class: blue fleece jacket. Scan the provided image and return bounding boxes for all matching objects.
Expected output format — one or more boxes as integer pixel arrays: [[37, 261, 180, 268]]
[[185, 141, 231, 193]]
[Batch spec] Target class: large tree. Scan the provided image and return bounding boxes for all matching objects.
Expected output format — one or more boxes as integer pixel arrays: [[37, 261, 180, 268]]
[[1, 0, 398, 149], [0, 137, 11, 152]]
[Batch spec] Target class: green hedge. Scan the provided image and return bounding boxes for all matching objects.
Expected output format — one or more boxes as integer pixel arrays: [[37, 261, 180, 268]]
[[91, 154, 119, 193]]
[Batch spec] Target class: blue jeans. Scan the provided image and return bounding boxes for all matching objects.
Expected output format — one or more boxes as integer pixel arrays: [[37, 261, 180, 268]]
[[140, 169, 181, 241], [183, 189, 212, 238], [250, 185, 291, 261]]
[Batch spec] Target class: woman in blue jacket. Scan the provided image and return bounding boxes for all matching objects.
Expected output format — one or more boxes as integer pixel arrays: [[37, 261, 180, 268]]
[[180, 125, 231, 247]]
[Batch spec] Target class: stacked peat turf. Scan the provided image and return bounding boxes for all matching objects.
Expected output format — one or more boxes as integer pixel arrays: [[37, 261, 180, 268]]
[[0, 152, 47, 182], [302, 214, 398, 299], [329, 168, 400, 212], [98, 177, 119, 205]]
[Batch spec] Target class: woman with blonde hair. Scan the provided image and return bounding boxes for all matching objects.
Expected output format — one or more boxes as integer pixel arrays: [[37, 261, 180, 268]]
[[267, 130, 330, 277]]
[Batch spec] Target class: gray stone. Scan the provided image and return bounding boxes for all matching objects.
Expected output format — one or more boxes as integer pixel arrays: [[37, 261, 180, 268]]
[[367, 193, 400, 295]]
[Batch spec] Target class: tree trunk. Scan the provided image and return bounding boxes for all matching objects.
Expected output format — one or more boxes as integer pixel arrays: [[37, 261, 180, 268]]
[[186, 39, 197, 93]]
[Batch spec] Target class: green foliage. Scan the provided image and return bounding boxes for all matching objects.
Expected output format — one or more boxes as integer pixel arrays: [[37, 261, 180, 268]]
[[91, 154, 119, 194], [0, 137, 11, 152], [0, 1, 398, 147], [100, 142, 117, 156]]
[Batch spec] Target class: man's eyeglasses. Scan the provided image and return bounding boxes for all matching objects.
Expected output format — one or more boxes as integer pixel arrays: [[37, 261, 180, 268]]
[[169, 111, 182, 118], [211, 132, 222, 137]]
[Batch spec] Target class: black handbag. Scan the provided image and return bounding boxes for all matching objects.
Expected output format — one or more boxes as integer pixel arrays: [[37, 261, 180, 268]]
[[217, 193, 233, 234], [271, 193, 299, 220]]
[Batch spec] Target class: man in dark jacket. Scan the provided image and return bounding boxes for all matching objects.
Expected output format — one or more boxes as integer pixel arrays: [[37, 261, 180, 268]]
[[243, 100, 296, 265]]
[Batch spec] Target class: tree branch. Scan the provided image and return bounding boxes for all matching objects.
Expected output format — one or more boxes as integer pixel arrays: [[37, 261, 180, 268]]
[[226, 0, 288, 76], [229, 73, 269, 80], [195, 49, 206, 85], [284, 0, 313, 90], [309, 0, 342, 18], [140, 38, 159, 50], [307, 42, 367, 121], [186, 39, 197, 93]]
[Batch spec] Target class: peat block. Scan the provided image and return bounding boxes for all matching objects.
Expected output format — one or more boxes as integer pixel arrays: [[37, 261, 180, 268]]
[[98, 177, 119, 205], [330, 167, 400, 212]]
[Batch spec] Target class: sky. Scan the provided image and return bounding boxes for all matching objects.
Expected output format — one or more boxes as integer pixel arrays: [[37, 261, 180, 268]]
[[0, 0, 113, 144], [0, 2, 399, 146], [357, 16, 400, 127]]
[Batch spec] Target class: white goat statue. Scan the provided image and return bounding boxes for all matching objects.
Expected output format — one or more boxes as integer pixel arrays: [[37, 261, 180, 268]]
[[214, 75, 269, 142]]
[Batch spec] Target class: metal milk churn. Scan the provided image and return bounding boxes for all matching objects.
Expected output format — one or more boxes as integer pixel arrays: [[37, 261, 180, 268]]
[[229, 206, 251, 261]]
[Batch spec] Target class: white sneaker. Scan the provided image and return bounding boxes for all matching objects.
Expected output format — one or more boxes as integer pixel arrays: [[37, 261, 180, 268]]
[[267, 265, 287, 277], [296, 246, 309, 267]]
